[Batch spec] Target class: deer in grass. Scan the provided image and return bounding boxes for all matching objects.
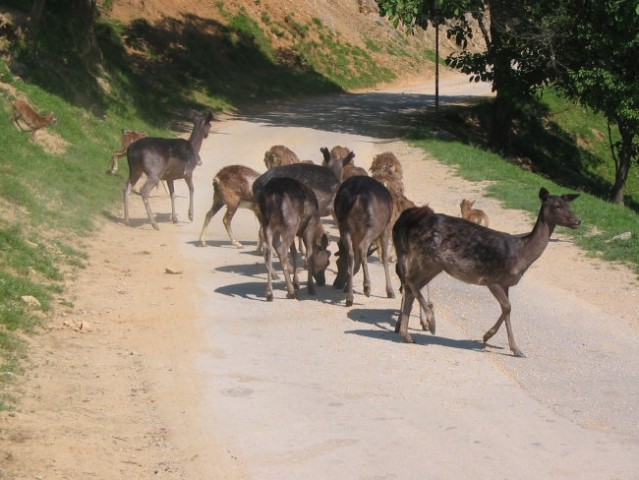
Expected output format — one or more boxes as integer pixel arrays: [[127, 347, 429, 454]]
[[393, 187, 581, 357], [460, 198, 489, 227], [123, 111, 213, 230], [256, 177, 331, 301], [109, 129, 148, 175], [198, 164, 261, 249], [333, 175, 395, 307], [12, 98, 58, 134]]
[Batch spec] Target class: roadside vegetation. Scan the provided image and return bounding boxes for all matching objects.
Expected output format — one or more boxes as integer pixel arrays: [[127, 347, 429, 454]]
[[0, 2, 637, 409]]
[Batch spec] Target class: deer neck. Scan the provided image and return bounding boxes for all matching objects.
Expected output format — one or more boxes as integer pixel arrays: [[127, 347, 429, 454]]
[[522, 207, 555, 266], [188, 122, 206, 153]]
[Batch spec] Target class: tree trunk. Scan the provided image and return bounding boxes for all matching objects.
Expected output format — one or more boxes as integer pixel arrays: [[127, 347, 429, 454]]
[[29, 0, 46, 29], [611, 124, 635, 204], [488, 91, 514, 154]]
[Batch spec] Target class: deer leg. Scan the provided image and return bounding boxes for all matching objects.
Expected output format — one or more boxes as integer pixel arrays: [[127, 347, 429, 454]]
[[358, 241, 372, 298], [398, 288, 416, 343], [277, 236, 296, 299], [198, 198, 224, 246], [379, 232, 395, 299], [110, 149, 125, 175], [123, 180, 134, 226], [165, 180, 178, 224], [302, 232, 317, 296], [185, 175, 195, 222], [264, 227, 275, 302], [343, 231, 355, 307], [485, 285, 523, 357], [414, 287, 436, 334], [289, 242, 300, 291], [140, 176, 160, 230], [222, 206, 243, 248]]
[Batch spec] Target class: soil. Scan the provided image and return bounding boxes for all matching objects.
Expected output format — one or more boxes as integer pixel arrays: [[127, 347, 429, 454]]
[[2, 3, 639, 479]]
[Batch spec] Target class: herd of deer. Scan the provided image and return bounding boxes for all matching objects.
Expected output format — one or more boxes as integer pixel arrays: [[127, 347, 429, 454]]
[[115, 111, 582, 358], [13, 100, 581, 358]]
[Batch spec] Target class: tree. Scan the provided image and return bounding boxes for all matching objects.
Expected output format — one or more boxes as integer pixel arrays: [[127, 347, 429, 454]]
[[551, 1, 639, 204], [376, 0, 557, 153]]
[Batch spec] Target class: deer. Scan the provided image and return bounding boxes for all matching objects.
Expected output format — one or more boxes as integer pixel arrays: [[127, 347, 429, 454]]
[[460, 199, 490, 227], [320, 145, 356, 182], [198, 164, 261, 248], [333, 175, 395, 307], [392, 187, 581, 358], [108, 129, 148, 175], [123, 110, 213, 230], [263, 145, 300, 169], [256, 176, 331, 301], [369, 151, 403, 180], [11, 98, 58, 134]]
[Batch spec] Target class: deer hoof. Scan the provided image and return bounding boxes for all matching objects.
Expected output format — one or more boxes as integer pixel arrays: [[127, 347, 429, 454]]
[[152, 223, 160, 231], [364, 286, 371, 297], [387, 290, 395, 299], [346, 298, 353, 307], [266, 293, 273, 302], [286, 292, 296, 300], [513, 349, 526, 358], [401, 333, 414, 344]]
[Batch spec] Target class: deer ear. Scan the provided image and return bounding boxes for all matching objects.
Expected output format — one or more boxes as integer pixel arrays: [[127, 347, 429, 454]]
[[342, 151, 355, 166], [539, 188, 550, 200], [562, 193, 580, 202], [320, 147, 330, 161]]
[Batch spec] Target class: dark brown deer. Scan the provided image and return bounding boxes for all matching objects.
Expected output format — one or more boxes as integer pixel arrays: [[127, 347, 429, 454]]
[[256, 177, 331, 301], [393, 187, 581, 357], [198, 165, 261, 248], [12, 98, 58, 134], [460, 199, 489, 227], [333, 175, 395, 307], [253, 161, 342, 219], [123, 111, 213, 230], [263, 145, 300, 169], [109, 129, 148, 175]]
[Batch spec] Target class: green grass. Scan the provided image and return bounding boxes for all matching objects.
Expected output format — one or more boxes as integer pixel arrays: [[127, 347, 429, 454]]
[[407, 136, 639, 274]]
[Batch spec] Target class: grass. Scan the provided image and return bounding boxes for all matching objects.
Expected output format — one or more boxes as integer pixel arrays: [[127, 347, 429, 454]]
[[408, 125, 639, 275]]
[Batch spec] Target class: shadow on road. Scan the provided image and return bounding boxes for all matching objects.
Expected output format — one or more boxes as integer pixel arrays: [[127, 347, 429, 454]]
[[233, 91, 483, 139]]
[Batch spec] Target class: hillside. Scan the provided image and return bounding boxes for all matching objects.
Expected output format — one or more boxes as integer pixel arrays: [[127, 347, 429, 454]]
[[106, 0, 454, 85]]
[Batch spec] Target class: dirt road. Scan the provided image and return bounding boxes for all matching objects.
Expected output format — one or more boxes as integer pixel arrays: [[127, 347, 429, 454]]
[[2, 76, 638, 479]]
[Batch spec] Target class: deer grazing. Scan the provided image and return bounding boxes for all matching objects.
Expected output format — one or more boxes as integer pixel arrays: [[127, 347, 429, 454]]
[[263, 145, 300, 169], [12, 98, 58, 134], [109, 129, 148, 175], [256, 177, 331, 301], [392, 187, 581, 357], [333, 175, 395, 307], [123, 111, 213, 230], [460, 199, 489, 227], [198, 164, 261, 248]]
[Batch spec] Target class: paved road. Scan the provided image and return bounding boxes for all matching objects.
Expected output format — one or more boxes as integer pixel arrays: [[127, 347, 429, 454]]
[[168, 77, 639, 479]]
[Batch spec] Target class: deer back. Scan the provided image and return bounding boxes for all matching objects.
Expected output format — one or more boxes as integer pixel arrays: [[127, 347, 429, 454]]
[[253, 163, 341, 217]]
